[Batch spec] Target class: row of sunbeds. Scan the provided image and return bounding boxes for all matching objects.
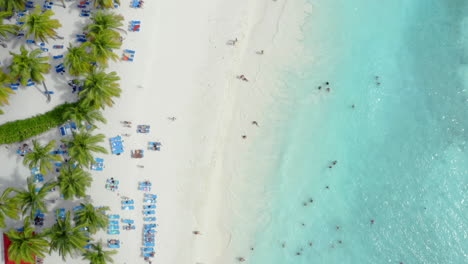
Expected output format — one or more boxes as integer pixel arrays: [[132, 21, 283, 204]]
[[141, 193, 157, 258]]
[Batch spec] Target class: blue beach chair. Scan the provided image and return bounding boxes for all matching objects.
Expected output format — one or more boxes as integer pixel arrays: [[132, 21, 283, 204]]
[[107, 230, 120, 235], [143, 217, 156, 222], [108, 214, 120, 219]]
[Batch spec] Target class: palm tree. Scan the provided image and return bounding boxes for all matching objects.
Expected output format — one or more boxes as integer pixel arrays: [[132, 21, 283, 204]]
[[0, 11, 18, 48], [0, 69, 14, 109], [84, 30, 121, 65], [61, 130, 108, 168], [8, 45, 50, 86], [13, 178, 55, 219], [57, 164, 92, 200], [46, 211, 89, 260], [74, 203, 109, 234], [23, 139, 61, 175], [5, 218, 49, 264], [86, 11, 124, 35], [79, 70, 121, 110], [0, 187, 19, 228], [64, 45, 93, 76], [63, 104, 107, 128], [0, 0, 27, 12], [20, 7, 62, 42], [93, 0, 119, 9], [82, 242, 117, 264]]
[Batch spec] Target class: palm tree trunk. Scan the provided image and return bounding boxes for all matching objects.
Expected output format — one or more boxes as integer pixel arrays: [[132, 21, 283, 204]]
[[42, 81, 51, 102], [59, 0, 66, 8]]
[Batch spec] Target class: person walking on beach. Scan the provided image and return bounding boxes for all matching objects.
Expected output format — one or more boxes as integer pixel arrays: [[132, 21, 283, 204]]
[[252, 121, 259, 126]]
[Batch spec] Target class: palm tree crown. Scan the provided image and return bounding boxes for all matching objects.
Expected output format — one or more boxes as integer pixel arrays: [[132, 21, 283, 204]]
[[61, 130, 108, 168], [20, 7, 62, 42], [13, 177, 55, 219], [0, 0, 27, 12], [0, 11, 18, 39], [74, 203, 109, 234], [6, 218, 49, 263], [8, 45, 50, 86], [57, 163, 92, 200], [63, 104, 107, 128], [64, 45, 92, 76], [84, 30, 121, 65], [0, 69, 14, 109], [93, 0, 120, 9], [79, 70, 121, 110], [23, 139, 61, 175], [0, 187, 19, 228], [86, 11, 124, 35], [46, 211, 89, 260], [82, 241, 116, 264]]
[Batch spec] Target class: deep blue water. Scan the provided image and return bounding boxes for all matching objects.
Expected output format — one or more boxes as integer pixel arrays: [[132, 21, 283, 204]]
[[250, 1, 467, 263]]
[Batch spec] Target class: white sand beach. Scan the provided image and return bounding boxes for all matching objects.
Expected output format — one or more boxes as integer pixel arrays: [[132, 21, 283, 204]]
[[0, 0, 309, 263]]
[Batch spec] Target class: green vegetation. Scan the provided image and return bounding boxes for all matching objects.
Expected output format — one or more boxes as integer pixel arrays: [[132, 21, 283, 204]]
[[8, 45, 50, 86], [82, 242, 117, 264], [23, 139, 62, 175], [93, 0, 120, 9], [79, 70, 121, 110], [64, 45, 93, 76], [62, 130, 108, 168], [5, 218, 49, 263], [0, 102, 76, 144], [0, 11, 18, 47], [20, 7, 62, 42], [57, 164, 92, 200], [13, 177, 55, 219], [0, 0, 26, 12], [46, 211, 89, 260], [0, 188, 19, 228], [63, 104, 107, 128], [74, 203, 110, 234]]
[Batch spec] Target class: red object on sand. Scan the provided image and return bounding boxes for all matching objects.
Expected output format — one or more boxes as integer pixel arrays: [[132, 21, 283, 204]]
[[133, 25, 140, 31], [3, 234, 34, 264]]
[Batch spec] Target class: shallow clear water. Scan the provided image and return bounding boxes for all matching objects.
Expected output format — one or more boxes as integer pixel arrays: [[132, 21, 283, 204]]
[[250, 1, 468, 263]]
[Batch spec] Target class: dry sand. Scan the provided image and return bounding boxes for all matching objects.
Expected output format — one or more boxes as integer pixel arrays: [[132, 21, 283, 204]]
[[0, 0, 309, 263]]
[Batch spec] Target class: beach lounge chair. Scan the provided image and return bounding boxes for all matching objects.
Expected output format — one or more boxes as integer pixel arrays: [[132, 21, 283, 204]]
[[108, 214, 120, 219], [109, 220, 119, 225], [141, 247, 154, 252], [143, 210, 155, 215], [121, 219, 134, 224], [143, 217, 156, 222], [139, 186, 151, 192], [122, 224, 136, 230], [144, 243, 155, 247], [53, 55, 63, 59], [108, 225, 119, 230], [121, 205, 135, 210], [26, 39, 35, 44], [108, 239, 120, 248], [33, 174, 44, 183], [40, 47, 48, 52], [144, 194, 157, 199], [53, 45, 64, 49], [143, 204, 156, 209], [143, 253, 155, 258], [144, 224, 157, 229], [122, 200, 134, 205], [107, 230, 120, 235]]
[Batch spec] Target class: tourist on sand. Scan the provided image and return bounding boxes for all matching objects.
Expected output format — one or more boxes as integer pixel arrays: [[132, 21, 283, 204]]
[[256, 50, 264, 55], [242, 135, 247, 139], [193, 231, 201, 235], [252, 121, 259, 126]]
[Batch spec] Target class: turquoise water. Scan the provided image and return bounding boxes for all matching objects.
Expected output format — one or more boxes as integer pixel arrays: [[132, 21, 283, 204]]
[[251, 1, 467, 264]]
